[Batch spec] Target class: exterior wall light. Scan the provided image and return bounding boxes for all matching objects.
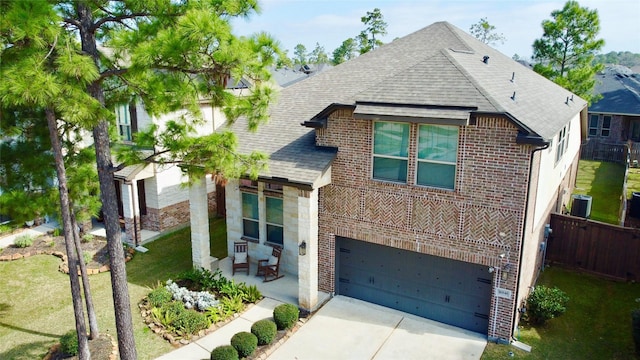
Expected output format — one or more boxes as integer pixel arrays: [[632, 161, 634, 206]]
[[299, 241, 307, 256]]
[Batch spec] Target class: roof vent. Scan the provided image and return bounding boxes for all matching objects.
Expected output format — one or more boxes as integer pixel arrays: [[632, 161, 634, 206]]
[[511, 72, 515, 82], [565, 96, 570, 105], [482, 55, 490, 64], [511, 91, 516, 101]]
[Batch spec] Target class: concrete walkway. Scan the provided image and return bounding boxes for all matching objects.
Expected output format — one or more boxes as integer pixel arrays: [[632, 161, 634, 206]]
[[269, 296, 487, 360], [0, 222, 58, 248]]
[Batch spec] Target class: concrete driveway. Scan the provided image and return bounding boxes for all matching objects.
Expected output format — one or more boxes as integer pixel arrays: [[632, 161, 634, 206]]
[[269, 296, 487, 360]]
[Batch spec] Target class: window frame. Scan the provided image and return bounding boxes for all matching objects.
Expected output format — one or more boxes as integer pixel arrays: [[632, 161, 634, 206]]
[[589, 114, 599, 137], [415, 124, 458, 190], [241, 191, 259, 240], [601, 115, 611, 137], [555, 124, 569, 164], [371, 121, 410, 183], [265, 195, 284, 246], [116, 104, 132, 142]]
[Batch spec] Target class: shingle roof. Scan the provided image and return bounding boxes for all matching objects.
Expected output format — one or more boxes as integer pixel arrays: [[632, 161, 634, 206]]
[[228, 22, 586, 188], [589, 65, 640, 116]]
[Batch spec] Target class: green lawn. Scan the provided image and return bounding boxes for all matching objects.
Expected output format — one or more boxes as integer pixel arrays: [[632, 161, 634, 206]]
[[482, 267, 640, 359], [572, 160, 625, 224], [0, 217, 227, 360]]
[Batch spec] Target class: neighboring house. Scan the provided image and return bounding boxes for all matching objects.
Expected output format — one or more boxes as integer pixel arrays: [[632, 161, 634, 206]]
[[187, 21, 586, 343], [110, 77, 252, 243], [587, 65, 640, 146]]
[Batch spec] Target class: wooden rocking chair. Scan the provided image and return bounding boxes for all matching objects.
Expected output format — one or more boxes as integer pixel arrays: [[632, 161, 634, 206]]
[[232, 241, 250, 275], [257, 246, 284, 282]]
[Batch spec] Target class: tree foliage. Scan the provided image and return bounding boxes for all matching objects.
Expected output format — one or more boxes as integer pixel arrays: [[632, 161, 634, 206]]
[[532, 0, 605, 104], [469, 17, 505, 45], [308, 42, 329, 64], [594, 51, 640, 67], [293, 43, 307, 65], [332, 38, 358, 65], [358, 8, 387, 54]]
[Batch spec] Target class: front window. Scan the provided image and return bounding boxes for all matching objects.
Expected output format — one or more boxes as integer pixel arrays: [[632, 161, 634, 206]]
[[372, 122, 409, 183], [116, 104, 131, 141], [589, 114, 598, 137], [602, 116, 611, 137], [265, 196, 283, 245], [241, 192, 259, 239], [416, 124, 458, 189]]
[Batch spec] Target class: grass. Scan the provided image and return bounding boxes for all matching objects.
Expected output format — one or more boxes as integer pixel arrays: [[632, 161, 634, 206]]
[[482, 267, 640, 360], [0, 216, 227, 360], [572, 160, 625, 224]]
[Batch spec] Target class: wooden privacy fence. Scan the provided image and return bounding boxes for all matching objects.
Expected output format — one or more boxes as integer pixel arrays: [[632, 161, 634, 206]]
[[547, 213, 640, 282]]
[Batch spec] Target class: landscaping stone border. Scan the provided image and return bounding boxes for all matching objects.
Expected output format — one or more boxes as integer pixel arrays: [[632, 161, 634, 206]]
[[0, 248, 134, 275]]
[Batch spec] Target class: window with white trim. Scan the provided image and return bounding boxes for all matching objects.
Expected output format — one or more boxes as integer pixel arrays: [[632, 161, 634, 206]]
[[116, 104, 132, 141], [372, 122, 409, 183], [602, 115, 611, 137], [241, 192, 259, 239], [589, 114, 599, 137], [416, 124, 458, 189], [555, 125, 568, 163]]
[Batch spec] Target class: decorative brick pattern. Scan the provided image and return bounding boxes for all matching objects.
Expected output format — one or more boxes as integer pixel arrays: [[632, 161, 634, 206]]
[[317, 110, 531, 341]]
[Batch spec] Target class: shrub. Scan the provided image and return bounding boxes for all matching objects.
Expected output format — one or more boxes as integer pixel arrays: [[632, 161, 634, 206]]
[[83, 251, 92, 265], [230, 331, 257, 358], [52, 227, 62, 237], [526, 285, 569, 324], [251, 319, 277, 345], [632, 309, 640, 355], [60, 330, 79, 356], [81, 233, 94, 243], [148, 286, 173, 308], [273, 303, 299, 330], [239, 283, 262, 303], [14, 234, 34, 248], [166, 280, 219, 311], [210, 345, 239, 360], [173, 309, 210, 335]]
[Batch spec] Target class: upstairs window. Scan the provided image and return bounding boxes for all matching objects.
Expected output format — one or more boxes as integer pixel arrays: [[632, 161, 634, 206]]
[[555, 125, 568, 163], [602, 116, 611, 137], [241, 192, 259, 239], [372, 122, 409, 183], [116, 104, 132, 141], [416, 124, 458, 190], [589, 114, 599, 137]]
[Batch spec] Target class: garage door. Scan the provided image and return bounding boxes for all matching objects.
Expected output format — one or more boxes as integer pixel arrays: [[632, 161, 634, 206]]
[[336, 237, 492, 334]]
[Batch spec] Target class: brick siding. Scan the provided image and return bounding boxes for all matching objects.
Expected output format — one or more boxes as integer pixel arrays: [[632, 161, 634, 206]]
[[317, 109, 533, 340]]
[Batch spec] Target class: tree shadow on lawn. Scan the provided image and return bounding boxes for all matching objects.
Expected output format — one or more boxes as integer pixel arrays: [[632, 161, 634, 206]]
[[0, 340, 54, 360]]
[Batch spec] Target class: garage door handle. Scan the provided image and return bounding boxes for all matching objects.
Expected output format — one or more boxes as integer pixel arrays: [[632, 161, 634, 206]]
[[445, 295, 450, 303]]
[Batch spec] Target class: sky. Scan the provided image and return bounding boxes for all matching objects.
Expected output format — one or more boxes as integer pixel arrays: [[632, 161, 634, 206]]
[[231, 0, 640, 60]]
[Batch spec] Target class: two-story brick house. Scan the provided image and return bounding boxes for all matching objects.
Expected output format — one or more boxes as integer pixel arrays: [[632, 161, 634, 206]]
[[211, 22, 587, 342]]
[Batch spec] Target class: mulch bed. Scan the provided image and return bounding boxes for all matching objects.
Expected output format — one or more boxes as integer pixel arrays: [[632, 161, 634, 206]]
[[0, 232, 133, 274], [43, 333, 117, 360]]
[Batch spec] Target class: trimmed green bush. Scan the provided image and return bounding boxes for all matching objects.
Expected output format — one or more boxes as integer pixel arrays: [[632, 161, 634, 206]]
[[210, 345, 239, 360], [230, 331, 257, 358], [273, 303, 299, 330], [148, 286, 173, 308], [251, 319, 277, 345], [526, 285, 569, 324], [14, 234, 34, 248], [60, 330, 79, 356], [632, 309, 640, 355]]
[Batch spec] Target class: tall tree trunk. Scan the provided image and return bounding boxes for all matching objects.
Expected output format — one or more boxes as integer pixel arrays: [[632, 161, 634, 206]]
[[77, 3, 138, 358], [72, 214, 100, 339], [45, 107, 90, 360]]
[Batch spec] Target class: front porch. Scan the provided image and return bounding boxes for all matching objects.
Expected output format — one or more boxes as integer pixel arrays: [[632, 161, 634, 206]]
[[216, 257, 331, 308]]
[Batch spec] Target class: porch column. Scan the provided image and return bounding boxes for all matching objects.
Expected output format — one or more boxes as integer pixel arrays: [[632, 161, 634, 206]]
[[121, 181, 137, 244], [298, 188, 319, 311], [189, 175, 212, 270], [122, 181, 141, 245]]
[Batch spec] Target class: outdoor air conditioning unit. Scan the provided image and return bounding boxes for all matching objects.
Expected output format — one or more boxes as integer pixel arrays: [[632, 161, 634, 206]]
[[571, 195, 592, 219]]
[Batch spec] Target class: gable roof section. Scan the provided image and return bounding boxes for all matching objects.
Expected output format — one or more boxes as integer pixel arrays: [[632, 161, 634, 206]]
[[228, 21, 586, 187], [589, 66, 640, 116]]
